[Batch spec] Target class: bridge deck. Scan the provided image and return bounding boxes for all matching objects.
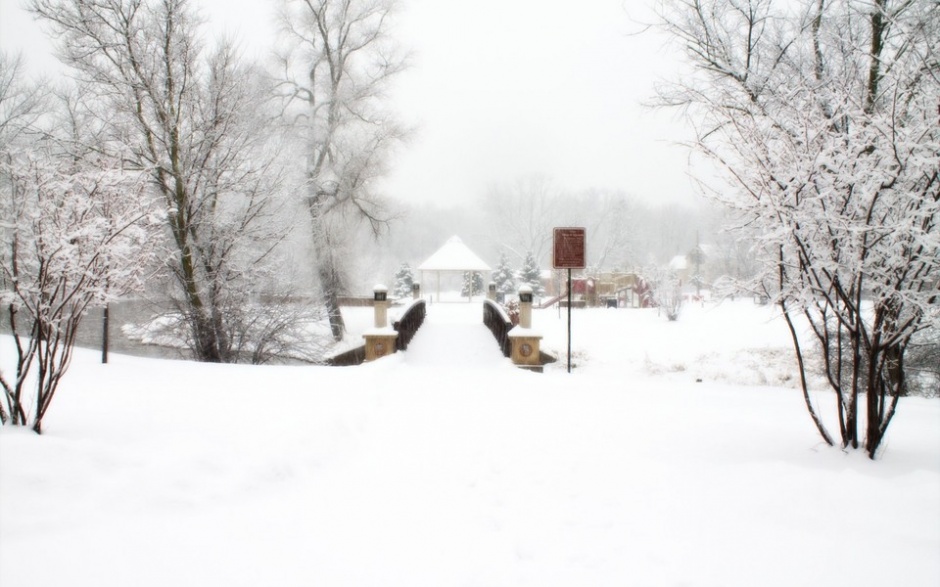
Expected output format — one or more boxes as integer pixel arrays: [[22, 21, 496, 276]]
[[399, 302, 510, 368]]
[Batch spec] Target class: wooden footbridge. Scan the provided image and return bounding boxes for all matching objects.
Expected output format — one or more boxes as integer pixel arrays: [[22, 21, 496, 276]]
[[329, 296, 552, 371]]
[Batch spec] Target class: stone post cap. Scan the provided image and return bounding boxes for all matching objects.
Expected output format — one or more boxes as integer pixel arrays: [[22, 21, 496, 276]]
[[518, 284, 534, 304], [373, 284, 388, 302]]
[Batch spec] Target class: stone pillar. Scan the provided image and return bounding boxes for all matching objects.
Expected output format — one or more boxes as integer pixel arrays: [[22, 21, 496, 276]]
[[487, 282, 497, 302], [363, 284, 397, 361], [412, 282, 421, 300], [509, 285, 542, 371]]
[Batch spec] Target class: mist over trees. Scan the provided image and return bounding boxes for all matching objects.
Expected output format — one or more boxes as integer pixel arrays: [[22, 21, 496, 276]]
[[354, 188, 721, 288], [479, 179, 723, 275], [363, 184, 735, 295]]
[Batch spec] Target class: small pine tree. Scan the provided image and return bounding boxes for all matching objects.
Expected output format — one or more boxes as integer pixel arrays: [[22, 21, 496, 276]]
[[461, 271, 484, 298], [393, 263, 414, 299], [493, 253, 516, 300], [519, 251, 543, 296]]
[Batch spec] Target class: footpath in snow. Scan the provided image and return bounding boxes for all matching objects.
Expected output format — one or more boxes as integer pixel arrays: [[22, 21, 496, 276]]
[[398, 302, 511, 369]]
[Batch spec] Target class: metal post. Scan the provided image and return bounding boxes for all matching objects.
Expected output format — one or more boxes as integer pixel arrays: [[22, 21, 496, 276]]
[[101, 304, 109, 364], [567, 268, 572, 373]]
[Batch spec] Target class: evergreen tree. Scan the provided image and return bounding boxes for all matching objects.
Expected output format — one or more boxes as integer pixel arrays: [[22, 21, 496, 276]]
[[519, 251, 543, 296], [461, 271, 484, 298], [493, 253, 516, 300], [393, 262, 414, 299]]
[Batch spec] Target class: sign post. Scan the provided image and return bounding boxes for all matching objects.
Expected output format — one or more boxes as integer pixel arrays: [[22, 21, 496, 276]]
[[552, 227, 585, 373]]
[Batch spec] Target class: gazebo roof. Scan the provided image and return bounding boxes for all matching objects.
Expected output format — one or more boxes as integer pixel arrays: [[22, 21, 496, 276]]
[[418, 236, 491, 272]]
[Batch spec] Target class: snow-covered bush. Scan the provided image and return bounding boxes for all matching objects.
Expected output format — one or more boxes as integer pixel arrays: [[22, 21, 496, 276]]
[[648, 268, 683, 321], [658, 0, 940, 457], [1, 155, 158, 432]]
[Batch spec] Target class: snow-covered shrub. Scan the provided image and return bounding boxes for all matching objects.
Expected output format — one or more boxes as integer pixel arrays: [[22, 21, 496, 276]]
[[1, 155, 158, 432], [657, 0, 940, 457]]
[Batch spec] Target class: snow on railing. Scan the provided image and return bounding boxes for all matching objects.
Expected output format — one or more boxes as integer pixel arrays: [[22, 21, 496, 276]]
[[392, 299, 426, 351], [483, 299, 512, 358]]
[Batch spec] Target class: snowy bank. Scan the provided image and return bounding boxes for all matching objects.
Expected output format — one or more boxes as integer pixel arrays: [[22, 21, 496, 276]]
[[2, 301, 938, 586]]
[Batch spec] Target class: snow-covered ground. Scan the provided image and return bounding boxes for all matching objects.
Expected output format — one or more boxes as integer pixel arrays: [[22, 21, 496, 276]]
[[2, 300, 938, 586]]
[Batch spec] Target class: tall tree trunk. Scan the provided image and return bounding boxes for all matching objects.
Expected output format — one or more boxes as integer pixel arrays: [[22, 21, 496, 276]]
[[309, 211, 346, 342], [191, 310, 223, 363], [319, 262, 345, 341]]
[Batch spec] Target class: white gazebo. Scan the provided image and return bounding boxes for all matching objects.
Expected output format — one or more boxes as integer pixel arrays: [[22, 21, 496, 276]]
[[418, 236, 491, 302]]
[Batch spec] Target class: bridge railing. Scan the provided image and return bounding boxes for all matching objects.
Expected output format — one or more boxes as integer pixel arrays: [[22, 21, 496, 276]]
[[483, 299, 512, 357], [393, 298, 426, 351]]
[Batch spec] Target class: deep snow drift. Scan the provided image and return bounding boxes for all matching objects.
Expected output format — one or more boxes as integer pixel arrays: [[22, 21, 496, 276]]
[[2, 301, 938, 586]]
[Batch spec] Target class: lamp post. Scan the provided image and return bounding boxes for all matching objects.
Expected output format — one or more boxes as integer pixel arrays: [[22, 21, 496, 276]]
[[363, 284, 397, 361], [373, 284, 388, 328], [518, 285, 533, 328]]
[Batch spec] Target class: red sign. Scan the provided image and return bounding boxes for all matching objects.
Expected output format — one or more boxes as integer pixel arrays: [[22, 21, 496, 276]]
[[553, 227, 586, 269]]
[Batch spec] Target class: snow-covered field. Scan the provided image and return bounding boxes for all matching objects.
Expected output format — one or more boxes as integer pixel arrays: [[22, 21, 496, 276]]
[[2, 300, 938, 586]]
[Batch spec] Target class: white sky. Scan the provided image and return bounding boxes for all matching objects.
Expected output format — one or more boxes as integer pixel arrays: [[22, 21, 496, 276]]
[[0, 0, 699, 207]]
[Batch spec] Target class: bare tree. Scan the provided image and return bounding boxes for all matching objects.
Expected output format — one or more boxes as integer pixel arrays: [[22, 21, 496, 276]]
[[657, 0, 940, 457], [483, 176, 563, 266], [0, 51, 48, 149], [563, 189, 645, 271], [30, 0, 290, 362], [708, 207, 762, 293], [275, 0, 408, 340]]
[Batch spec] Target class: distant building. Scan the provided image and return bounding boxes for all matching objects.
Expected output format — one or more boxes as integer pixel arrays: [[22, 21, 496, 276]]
[[417, 235, 491, 302]]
